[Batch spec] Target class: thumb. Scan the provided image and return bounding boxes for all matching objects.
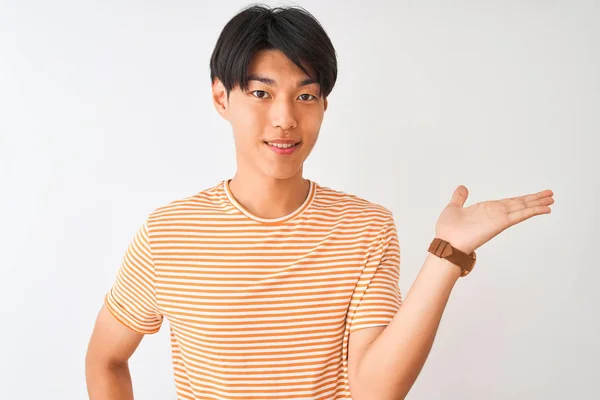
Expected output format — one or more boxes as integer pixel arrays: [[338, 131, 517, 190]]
[[449, 185, 469, 207]]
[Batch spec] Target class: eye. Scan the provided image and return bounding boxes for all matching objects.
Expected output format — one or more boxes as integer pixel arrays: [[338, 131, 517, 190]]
[[299, 94, 317, 101], [250, 90, 271, 99]]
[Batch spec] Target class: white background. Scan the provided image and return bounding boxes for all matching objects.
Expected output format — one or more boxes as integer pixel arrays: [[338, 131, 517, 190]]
[[1, 0, 598, 398]]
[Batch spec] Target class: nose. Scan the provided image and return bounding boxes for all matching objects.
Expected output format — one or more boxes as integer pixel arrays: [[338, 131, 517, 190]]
[[270, 97, 298, 132]]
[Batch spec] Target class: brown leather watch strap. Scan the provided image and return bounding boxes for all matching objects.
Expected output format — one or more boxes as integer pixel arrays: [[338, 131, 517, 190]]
[[428, 238, 476, 277]]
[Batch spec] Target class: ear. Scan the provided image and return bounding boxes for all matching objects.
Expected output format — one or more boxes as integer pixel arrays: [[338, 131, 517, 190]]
[[212, 78, 229, 119], [323, 97, 328, 112]]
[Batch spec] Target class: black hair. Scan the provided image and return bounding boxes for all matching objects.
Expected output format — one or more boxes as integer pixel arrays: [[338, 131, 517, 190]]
[[209, 3, 337, 99]]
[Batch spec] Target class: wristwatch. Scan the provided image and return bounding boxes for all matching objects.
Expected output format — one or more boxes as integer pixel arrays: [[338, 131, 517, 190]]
[[428, 238, 477, 277]]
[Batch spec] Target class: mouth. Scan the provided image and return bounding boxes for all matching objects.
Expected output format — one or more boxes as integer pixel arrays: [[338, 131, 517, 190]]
[[264, 140, 302, 155]]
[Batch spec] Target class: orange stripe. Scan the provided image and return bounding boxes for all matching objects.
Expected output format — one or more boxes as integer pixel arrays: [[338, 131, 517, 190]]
[[105, 180, 402, 399]]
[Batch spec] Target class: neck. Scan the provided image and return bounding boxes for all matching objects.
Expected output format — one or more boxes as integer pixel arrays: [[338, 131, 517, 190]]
[[228, 170, 310, 220]]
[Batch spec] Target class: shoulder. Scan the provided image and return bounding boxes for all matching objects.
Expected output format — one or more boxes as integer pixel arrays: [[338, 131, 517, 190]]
[[312, 182, 395, 223], [145, 180, 228, 224]]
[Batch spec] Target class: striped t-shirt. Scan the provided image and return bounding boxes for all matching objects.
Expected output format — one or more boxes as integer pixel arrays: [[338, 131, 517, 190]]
[[105, 179, 403, 400]]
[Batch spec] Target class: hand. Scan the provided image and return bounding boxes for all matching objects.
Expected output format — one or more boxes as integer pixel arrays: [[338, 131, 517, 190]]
[[435, 185, 555, 254]]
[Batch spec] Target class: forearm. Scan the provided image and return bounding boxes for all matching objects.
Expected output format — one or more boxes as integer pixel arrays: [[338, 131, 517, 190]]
[[86, 361, 134, 400], [354, 253, 463, 400]]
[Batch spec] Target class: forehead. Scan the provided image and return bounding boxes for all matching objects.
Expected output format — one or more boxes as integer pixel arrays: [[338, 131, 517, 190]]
[[247, 49, 315, 82]]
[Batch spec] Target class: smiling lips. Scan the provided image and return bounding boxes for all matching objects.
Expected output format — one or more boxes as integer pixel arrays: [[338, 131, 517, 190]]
[[264, 139, 301, 155]]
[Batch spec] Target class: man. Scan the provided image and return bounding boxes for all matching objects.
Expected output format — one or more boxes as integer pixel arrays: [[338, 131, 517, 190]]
[[85, 4, 554, 400]]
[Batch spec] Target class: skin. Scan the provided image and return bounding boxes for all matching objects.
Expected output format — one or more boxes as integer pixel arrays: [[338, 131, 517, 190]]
[[211, 49, 328, 219], [85, 305, 142, 399]]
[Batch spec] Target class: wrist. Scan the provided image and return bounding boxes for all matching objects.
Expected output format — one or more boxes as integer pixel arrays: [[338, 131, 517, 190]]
[[434, 235, 475, 255], [428, 237, 478, 278], [424, 253, 463, 281]]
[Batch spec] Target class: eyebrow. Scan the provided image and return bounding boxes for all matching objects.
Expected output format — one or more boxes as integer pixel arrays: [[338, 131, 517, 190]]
[[247, 74, 318, 88]]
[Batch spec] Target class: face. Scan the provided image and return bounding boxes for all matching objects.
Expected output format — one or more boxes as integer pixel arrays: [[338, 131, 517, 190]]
[[212, 49, 328, 181]]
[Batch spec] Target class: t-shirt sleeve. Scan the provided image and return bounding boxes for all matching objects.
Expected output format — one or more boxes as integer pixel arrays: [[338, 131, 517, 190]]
[[104, 220, 163, 334], [348, 215, 403, 334]]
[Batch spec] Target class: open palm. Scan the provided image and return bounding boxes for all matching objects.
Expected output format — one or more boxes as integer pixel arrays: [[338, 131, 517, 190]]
[[435, 186, 555, 254]]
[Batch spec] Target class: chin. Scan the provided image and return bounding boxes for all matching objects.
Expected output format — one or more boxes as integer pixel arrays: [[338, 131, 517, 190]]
[[260, 165, 303, 181]]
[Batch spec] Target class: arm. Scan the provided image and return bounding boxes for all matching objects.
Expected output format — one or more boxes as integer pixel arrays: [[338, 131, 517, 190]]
[[350, 185, 554, 399], [86, 220, 163, 398], [350, 253, 461, 400], [85, 303, 145, 400]]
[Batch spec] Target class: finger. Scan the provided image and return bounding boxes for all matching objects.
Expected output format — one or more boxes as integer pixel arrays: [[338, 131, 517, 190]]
[[506, 204, 552, 227], [505, 189, 554, 204], [502, 190, 553, 210], [506, 196, 554, 214], [449, 185, 469, 207]]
